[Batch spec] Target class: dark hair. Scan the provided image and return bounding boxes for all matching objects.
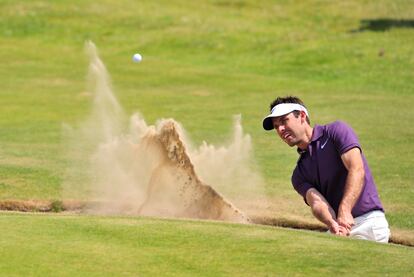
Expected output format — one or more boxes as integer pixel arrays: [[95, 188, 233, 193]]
[[269, 96, 310, 124]]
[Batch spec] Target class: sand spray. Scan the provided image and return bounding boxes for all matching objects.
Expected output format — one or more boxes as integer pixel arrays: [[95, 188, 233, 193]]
[[62, 42, 267, 221]]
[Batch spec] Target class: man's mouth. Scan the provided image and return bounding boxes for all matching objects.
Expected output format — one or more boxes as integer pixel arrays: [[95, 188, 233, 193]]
[[283, 132, 292, 140]]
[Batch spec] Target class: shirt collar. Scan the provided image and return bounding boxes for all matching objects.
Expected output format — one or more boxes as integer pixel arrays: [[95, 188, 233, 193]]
[[296, 125, 324, 155], [311, 124, 324, 142]]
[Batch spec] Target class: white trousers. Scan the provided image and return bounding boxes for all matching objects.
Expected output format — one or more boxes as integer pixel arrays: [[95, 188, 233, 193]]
[[328, 210, 390, 243], [350, 210, 390, 243]]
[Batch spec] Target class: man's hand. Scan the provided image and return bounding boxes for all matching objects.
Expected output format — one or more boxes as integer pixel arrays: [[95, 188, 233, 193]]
[[337, 210, 355, 233], [337, 208, 354, 232], [328, 220, 350, 236]]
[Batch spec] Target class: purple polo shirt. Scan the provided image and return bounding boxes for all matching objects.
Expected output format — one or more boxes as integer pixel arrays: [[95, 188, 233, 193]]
[[291, 121, 384, 218]]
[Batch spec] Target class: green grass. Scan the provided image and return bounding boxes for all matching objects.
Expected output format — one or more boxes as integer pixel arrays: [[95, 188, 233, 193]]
[[0, 0, 414, 273], [1, 213, 413, 276]]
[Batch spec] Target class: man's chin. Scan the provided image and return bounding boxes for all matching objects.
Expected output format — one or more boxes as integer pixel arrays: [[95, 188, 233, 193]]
[[285, 139, 297, 147]]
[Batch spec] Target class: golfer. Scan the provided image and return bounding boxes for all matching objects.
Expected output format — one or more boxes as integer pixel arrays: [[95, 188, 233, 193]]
[[262, 96, 390, 243]]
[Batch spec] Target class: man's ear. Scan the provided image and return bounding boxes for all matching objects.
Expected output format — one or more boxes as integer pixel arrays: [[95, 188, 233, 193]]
[[300, 111, 307, 123]]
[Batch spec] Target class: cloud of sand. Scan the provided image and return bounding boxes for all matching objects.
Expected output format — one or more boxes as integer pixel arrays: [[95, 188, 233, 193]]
[[187, 115, 264, 199], [62, 42, 266, 217]]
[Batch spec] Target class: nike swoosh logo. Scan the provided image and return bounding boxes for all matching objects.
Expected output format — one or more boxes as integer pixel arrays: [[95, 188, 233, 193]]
[[321, 138, 329, 149]]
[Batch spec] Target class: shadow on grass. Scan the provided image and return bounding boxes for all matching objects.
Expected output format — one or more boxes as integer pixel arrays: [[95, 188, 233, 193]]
[[351, 19, 414, 32]]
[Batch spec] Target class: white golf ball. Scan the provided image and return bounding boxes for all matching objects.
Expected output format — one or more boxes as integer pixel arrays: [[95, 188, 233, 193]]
[[132, 53, 142, 63]]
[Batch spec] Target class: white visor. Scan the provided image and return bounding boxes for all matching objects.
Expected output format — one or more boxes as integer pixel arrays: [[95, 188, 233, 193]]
[[262, 103, 309, 130]]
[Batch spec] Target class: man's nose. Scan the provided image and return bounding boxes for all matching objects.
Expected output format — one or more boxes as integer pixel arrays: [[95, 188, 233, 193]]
[[275, 124, 285, 134]]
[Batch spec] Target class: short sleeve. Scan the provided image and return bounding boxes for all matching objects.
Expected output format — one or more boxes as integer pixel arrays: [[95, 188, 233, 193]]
[[291, 166, 313, 204], [329, 121, 361, 155]]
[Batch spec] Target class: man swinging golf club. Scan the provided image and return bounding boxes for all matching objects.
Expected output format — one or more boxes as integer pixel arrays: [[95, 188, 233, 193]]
[[263, 96, 390, 243]]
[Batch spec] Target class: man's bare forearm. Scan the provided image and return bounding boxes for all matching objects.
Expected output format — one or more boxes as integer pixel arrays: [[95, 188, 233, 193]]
[[306, 188, 339, 231], [311, 200, 337, 227], [339, 167, 365, 214], [337, 148, 366, 230]]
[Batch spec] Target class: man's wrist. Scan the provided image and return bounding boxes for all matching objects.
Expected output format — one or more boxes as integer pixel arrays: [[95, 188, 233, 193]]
[[327, 219, 338, 229], [338, 203, 352, 216]]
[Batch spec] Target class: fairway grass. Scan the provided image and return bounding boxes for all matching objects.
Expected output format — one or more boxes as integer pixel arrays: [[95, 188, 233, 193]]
[[1, 213, 413, 276], [1, 0, 414, 272]]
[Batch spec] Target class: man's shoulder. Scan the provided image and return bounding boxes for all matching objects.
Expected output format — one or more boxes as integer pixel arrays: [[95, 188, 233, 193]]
[[324, 120, 350, 129], [323, 120, 360, 154], [312, 121, 350, 140], [323, 120, 354, 135]]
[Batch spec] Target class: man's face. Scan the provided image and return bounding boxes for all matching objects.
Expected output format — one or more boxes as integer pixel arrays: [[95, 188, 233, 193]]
[[272, 112, 305, 147]]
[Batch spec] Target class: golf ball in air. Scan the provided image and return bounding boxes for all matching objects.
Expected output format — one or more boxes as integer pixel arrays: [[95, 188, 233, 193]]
[[132, 53, 142, 63]]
